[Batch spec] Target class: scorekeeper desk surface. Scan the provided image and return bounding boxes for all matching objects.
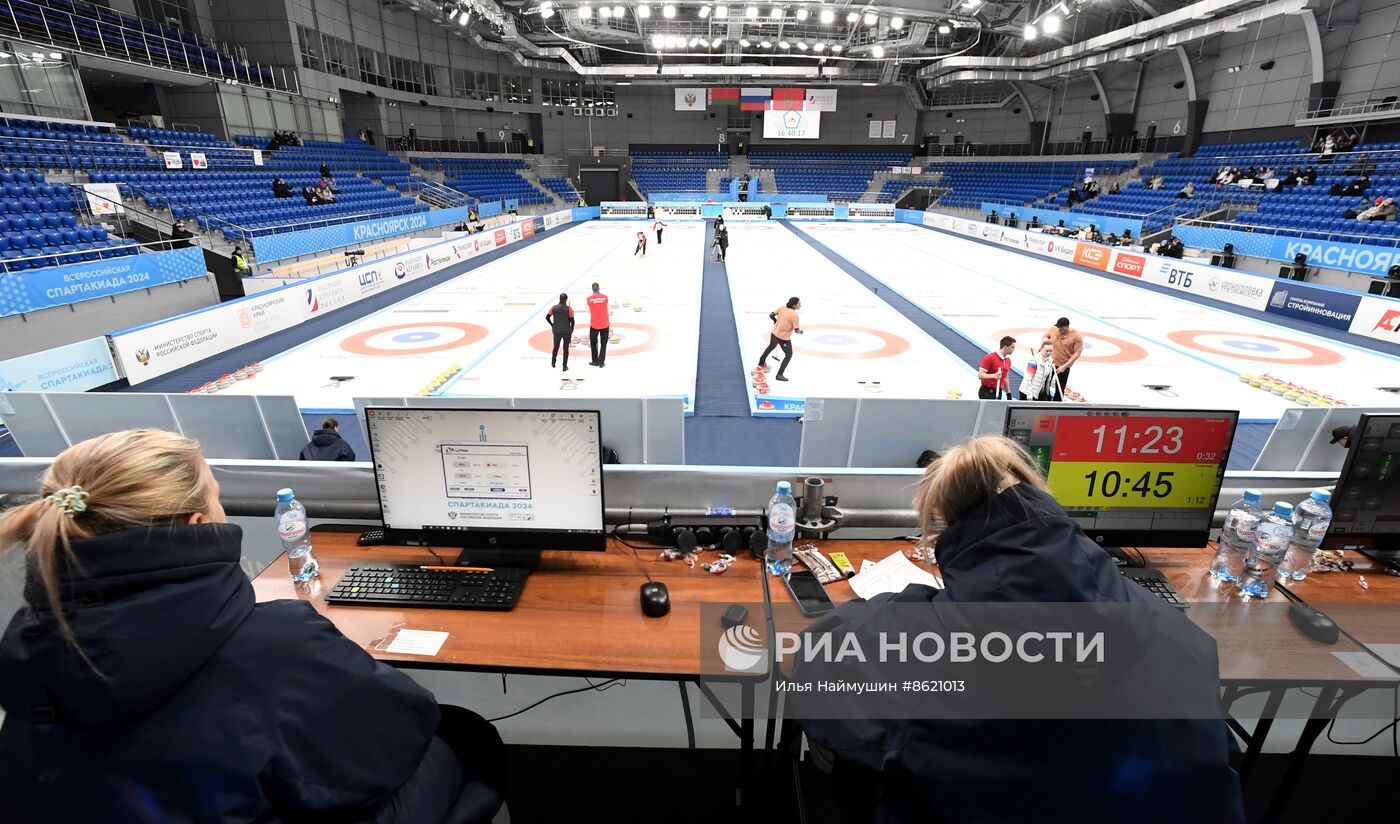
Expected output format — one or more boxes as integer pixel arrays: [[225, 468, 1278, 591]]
[[251, 526, 768, 680]]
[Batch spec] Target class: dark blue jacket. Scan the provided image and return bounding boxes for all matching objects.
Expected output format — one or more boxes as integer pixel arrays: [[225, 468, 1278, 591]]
[[299, 428, 356, 461], [796, 484, 1244, 824], [0, 523, 442, 823]]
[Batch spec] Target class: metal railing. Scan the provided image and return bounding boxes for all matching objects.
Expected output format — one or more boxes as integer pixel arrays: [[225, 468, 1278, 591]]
[[926, 136, 1183, 158], [414, 177, 470, 209], [0, 237, 152, 272], [1176, 215, 1400, 249], [388, 136, 529, 154], [0, 0, 295, 90], [1297, 99, 1400, 122]]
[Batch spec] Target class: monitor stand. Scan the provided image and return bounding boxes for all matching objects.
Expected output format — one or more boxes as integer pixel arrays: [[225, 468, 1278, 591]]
[[450, 547, 542, 571], [1361, 547, 1400, 575]]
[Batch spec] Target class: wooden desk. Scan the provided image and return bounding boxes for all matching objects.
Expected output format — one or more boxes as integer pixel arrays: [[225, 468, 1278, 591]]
[[252, 526, 769, 680], [252, 527, 771, 804]]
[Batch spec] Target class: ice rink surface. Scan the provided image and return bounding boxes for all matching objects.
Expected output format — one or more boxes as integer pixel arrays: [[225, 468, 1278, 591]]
[[724, 221, 975, 415], [796, 221, 1400, 420], [220, 221, 705, 411]]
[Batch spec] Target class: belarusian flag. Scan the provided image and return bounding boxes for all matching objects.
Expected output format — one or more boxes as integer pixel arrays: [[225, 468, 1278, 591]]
[[769, 88, 805, 110], [709, 87, 739, 106]]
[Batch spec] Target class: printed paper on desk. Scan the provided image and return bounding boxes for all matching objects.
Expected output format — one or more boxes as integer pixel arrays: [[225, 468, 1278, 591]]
[[1332, 651, 1396, 679], [385, 629, 450, 656], [849, 549, 943, 600], [1365, 644, 1400, 669]]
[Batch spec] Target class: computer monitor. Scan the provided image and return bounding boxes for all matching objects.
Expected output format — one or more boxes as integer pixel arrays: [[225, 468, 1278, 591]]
[[364, 407, 606, 562], [1003, 406, 1239, 548], [1323, 414, 1400, 571]]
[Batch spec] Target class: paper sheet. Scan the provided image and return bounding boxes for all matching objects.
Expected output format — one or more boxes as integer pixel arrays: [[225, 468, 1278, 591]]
[[1332, 651, 1397, 679], [385, 629, 449, 657], [1365, 644, 1400, 670], [849, 549, 943, 600]]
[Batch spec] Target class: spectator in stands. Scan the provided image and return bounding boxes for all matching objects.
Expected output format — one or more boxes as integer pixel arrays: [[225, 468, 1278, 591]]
[[792, 436, 1243, 824], [1162, 237, 1186, 259], [364, 126, 375, 146], [1083, 179, 1099, 198], [1148, 174, 1165, 190], [1066, 186, 1083, 206], [1279, 168, 1300, 189], [1322, 134, 1336, 157], [1175, 181, 1195, 199], [316, 178, 337, 203], [1344, 153, 1374, 176], [299, 417, 356, 461], [319, 162, 331, 179], [1311, 136, 1325, 153], [272, 178, 293, 198], [231, 246, 250, 275], [319, 174, 340, 196], [1260, 167, 1276, 182], [302, 186, 326, 206], [1214, 167, 1232, 185], [1358, 197, 1395, 221], [1042, 317, 1083, 395], [1108, 181, 1120, 195], [168, 220, 196, 249], [1302, 166, 1318, 185], [0, 430, 506, 823], [1343, 175, 1371, 197], [977, 336, 1016, 400], [546, 293, 575, 371], [1119, 228, 1134, 247]]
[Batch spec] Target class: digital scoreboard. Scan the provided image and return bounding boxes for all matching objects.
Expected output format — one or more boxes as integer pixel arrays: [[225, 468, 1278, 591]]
[[1004, 407, 1238, 548]]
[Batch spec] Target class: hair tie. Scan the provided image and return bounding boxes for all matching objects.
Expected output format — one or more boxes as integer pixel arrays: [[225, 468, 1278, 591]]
[[44, 486, 89, 518]]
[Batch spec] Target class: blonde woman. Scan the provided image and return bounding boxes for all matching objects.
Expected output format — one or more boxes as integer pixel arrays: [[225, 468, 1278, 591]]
[[0, 430, 505, 823], [794, 437, 1242, 824]]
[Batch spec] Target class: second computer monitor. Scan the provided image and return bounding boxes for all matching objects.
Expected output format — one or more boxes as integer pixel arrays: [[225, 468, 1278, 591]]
[[1003, 406, 1239, 548], [365, 407, 606, 553]]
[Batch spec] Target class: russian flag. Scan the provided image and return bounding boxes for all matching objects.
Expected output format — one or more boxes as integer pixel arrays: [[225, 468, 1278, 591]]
[[769, 88, 804, 111], [740, 87, 772, 111]]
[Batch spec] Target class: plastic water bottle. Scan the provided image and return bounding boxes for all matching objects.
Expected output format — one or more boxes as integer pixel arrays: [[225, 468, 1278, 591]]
[[1280, 489, 1333, 582], [1210, 488, 1262, 583], [765, 481, 796, 576], [1236, 502, 1294, 599], [275, 488, 319, 582]]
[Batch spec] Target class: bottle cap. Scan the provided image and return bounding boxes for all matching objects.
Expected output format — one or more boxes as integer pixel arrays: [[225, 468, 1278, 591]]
[[776, 481, 791, 495], [1310, 488, 1331, 503], [1272, 501, 1294, 517], [1243, 488, 1261, 502], [276, 487, 295, 502]]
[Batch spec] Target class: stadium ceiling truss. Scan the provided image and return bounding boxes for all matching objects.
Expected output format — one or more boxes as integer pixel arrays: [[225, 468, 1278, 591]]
[[390, 0, 1313, 107]]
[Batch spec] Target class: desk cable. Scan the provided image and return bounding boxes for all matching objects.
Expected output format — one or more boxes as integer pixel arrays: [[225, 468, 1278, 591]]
[[486, 678, 624, 723]]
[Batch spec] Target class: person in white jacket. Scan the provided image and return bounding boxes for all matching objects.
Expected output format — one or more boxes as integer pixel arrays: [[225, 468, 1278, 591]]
[[1018, 340, 1060, 401]]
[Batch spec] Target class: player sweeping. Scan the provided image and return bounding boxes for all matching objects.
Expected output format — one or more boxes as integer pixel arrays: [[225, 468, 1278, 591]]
[[757, 297, 802, 382], [634, 231, 647, 257]]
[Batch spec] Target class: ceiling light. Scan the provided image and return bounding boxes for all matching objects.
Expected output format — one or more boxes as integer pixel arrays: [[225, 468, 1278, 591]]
[[813, 41, 825, 51], [938, 23, 950, 34], [715, 4, 728, 17], [739, 38, 751, 46], [746, 5, 759, 18], [796, 41, 808, 50], [861, 81, 877, 86], [796, 8, 807, 20], [820, 8, 834, 23], [689, 36, 701, 46], [846, 12, 858, 22], [699, 4, 711, 16], [713, 37, 723, 46], [779, 40, 790, 48], [1042, 14, 1060, 34], [871, 44, 884, 57], [541, 5, 554, 17], [760, 39, 772, 47], [458, 12, 470, 24], [613, 5, 625, 16], [651, 33, 664, 47], [1023, 23, 1037, 39], [962, 0, 980, 7], [664, 4, 676, 17], [863, 12, 877, 25], [890, 15, 903, 28], [830, 44, 841, 52], [579, 4, 592, 18], [770, 7, 783, 19], [599, 6, 611, 17], [638, 4, 651, 17], [48, 51, 62, 59]]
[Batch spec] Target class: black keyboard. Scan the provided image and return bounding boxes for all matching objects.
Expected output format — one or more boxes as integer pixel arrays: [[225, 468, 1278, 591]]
[[1122, 567, 1189, 609], [327, 564, 528, 611]]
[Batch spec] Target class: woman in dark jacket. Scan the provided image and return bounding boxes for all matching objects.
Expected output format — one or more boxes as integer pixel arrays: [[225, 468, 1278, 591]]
[[0, 429, 505, 823], [546, 292, 575, 371], [300, 416, 357, 461], [793, 436, 1243, 824]]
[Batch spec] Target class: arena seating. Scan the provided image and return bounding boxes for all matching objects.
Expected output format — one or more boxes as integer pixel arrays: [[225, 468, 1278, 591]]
[[630, 150, 728, 194], [0, 118, 156, 170], [540, 176, 581, 202], [0, 0, 277, 85], [417, 158, 550, 205], [130, 126, 254, 169], [748, 150, 911, 201], [0, 169, 133, 270], [925, 160, 1136, 209]]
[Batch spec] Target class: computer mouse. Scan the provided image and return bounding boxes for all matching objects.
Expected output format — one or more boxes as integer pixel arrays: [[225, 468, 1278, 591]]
[[1288, 602, 1340, 645], [640, 582, 670, 618]]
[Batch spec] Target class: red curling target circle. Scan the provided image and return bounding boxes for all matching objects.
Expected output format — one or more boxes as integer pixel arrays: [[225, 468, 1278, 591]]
[[1166, 330, 1344, 365], [798, 324, 911, 359], [996, 327, 1149, 364], [528, 322, 661, 357], [340, 322, 489, 356]]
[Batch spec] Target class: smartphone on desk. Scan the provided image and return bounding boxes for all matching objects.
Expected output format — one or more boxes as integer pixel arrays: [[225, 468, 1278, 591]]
[[784, 570, 835, 617]]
